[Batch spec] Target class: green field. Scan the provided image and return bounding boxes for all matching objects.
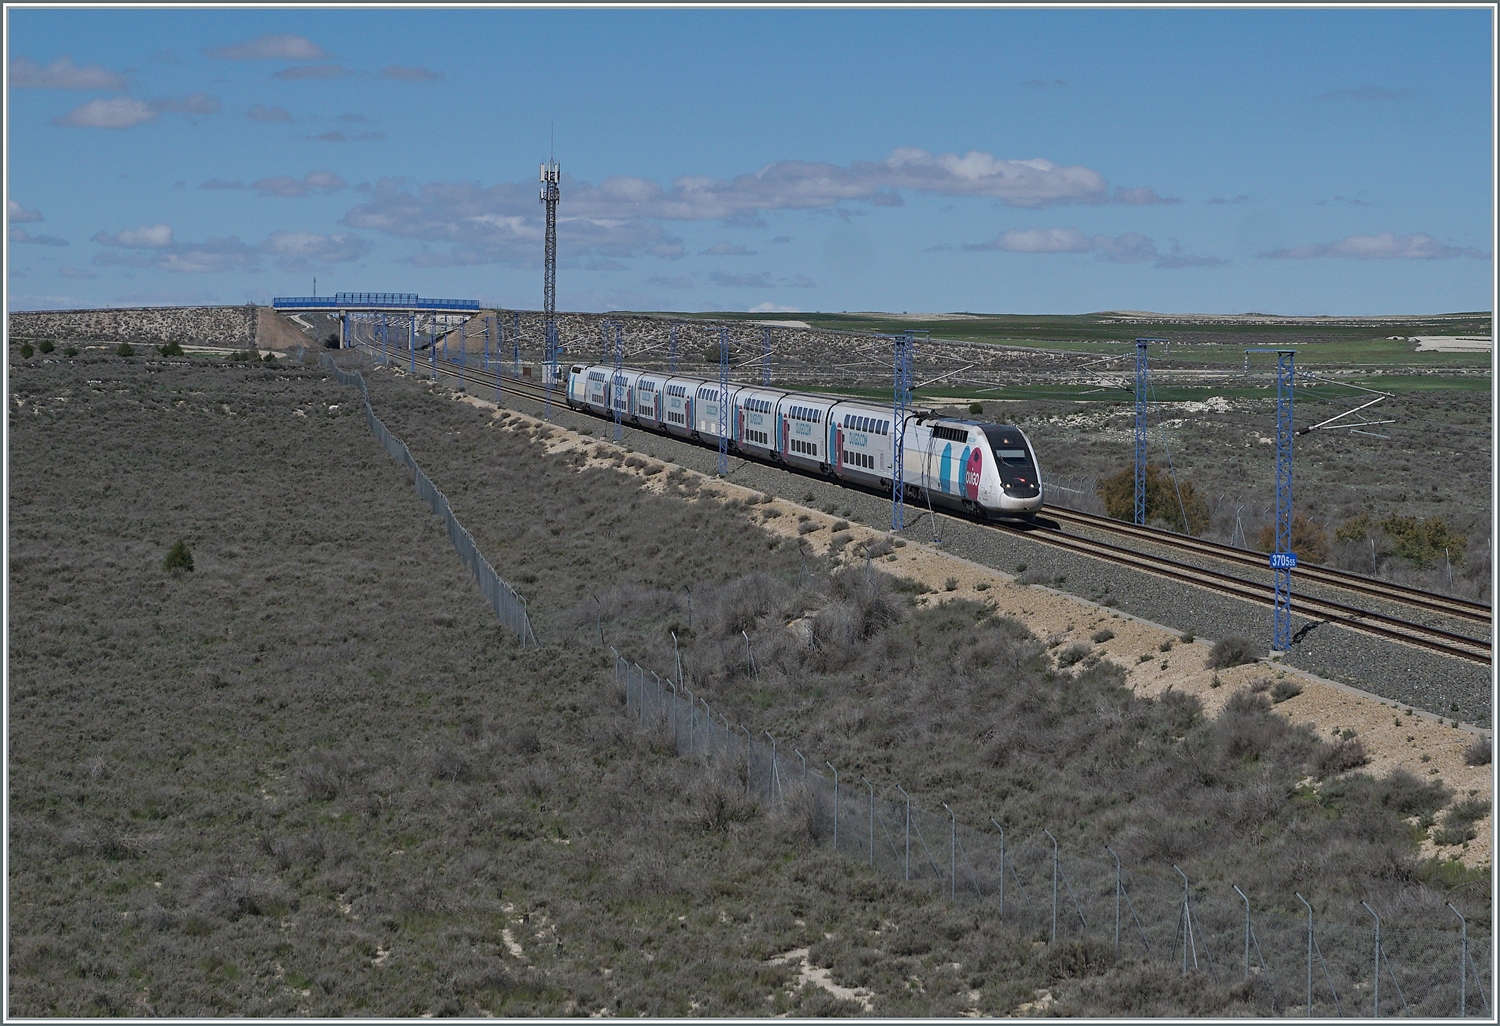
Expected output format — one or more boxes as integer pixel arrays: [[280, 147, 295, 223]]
[[677, 311, 1493, 373]]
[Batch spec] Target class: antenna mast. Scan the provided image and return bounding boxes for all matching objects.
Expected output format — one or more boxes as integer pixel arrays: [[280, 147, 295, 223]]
[[540, 151, 561, 417]]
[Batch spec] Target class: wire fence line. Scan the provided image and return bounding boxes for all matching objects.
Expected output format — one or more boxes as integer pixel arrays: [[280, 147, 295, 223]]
[[319, 353, 538, 647], [615, 653, 1491, 1017], [1040, 472, 1105, 515]]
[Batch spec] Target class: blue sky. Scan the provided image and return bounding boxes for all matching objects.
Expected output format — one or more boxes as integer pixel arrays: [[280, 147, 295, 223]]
[[5, 7, 1494, 315]]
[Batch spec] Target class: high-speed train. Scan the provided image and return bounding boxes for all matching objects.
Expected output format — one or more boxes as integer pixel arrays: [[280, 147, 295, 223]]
[[566, 363, 1044, 521]]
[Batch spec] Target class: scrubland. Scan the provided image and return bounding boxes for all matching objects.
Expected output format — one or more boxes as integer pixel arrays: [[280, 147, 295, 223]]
[[6, 353, 1489, 1016]]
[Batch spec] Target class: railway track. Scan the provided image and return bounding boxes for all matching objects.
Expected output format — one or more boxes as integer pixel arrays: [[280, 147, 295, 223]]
[[353, 347, 1492, 666], [1042, 506, 1492, 626]]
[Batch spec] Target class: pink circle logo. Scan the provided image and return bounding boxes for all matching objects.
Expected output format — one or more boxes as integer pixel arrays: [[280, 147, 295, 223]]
[[965, 447, 983, 500]]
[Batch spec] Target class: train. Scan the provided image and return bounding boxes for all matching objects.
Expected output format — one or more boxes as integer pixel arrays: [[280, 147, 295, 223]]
[[565, 363, 1044, 521]]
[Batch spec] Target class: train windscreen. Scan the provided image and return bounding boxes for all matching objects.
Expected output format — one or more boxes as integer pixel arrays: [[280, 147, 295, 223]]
[[981, 426, 1039, 491]]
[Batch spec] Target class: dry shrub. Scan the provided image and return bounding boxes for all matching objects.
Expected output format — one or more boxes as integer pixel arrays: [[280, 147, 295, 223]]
[[772, 782, 819, 844], [1318, 735, 1370, 776], [430, 747, 474, 783], [187, 862, 291, 921], [1207, 635, 1262, 669], [1044, 938, 1114, 980], [1463, 736, 1491, 766]]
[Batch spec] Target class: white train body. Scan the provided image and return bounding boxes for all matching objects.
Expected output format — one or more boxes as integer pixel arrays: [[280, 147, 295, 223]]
[[566, 364, 1043, 520]]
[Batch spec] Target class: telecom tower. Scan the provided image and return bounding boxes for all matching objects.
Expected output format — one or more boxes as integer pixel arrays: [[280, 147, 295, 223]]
[[891, 331, 914, 532], [540, 159, 560, 418]]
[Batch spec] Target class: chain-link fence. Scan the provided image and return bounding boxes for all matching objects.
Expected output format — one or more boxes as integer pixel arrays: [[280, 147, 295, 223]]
[[615, 652, 1491, 1017], [321, 354, 537, 646]]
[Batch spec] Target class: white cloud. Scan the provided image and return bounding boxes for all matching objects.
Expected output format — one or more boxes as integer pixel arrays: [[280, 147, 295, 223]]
[[205, 33, 328, 61], [378, 66, 443, 81], [647, 274, 694, 289], [9, 200, 44, 223], [703, 241, 756, 256], [10, 227, 68, 246], [88, 225, 369, 273], [968, 227, 1093, 253], [201, 170, 349, 197], [58, 266, 96, 279], [93, 224, 175, 248], [274, 64, 349, 81], [262, 230, 372, 267], [960, 226, 1227, 269], [1260, 232, 1487, 260], [1093, 231, 1160, 264], [52, 96, 157, 129], [785, 274, 817, 288], [246, 103, 293, 122], [1207, 194, 1250, 205], [749, 302, 800, 313], [711, 271, 775, 288], [149, 92, 222, 116], [1113, 186, 1180, 206], [9, 55, 128, 90]]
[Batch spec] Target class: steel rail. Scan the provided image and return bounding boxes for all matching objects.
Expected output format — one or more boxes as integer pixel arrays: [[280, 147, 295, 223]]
[[1043, 507, 1491, 626], [997, 523, 1490, 665], [362, 346, 1490, 665]]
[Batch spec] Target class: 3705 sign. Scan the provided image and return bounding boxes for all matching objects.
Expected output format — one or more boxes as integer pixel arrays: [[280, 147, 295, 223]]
[[1268, 553, 1298, 570]]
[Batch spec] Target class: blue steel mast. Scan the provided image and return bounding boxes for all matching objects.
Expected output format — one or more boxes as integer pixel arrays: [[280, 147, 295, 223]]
[[1247, 348, 1296, 651], [717, 327, 730, 477], [892, 331, 914, 532], [611, 321, 625, 442], [1133, 338, 1168, 525]]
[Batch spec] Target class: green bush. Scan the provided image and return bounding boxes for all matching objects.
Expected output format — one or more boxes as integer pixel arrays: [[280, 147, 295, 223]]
[[163, 540, 194, 572], [968, 402, 984, 415], [116, 342, 134, 357], [18, 343, 34, 358], [63, 346, 78, 357], [1379, 514, 1466, 569], [38, 339, 55, 354], [1097, 463, 1210, 534], [1255, 512, 1329, 564], [158, 341, 184, 357]]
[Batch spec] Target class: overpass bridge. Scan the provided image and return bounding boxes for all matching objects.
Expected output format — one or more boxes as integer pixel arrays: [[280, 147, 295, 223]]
[[273, 292, 481, 348]]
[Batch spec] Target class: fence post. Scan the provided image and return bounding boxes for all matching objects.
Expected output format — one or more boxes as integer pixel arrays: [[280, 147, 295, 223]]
[[862, 777, 874, 869], [1110, 846, 1123, 959], [1296, 892, 1313, 1016], [1045, 829, 1059, 944], [794, 748, 806, 781], [740, 726, 752, 795], [826, 762, 839, 850], [683, 687, 694, 752], [991, 819, 1005, 920], [764, 732, 781, 806], [942, 804, 956, 902], [897, 786, 911, 881], [672, 631, 682, 687], [1449, 903, 1467, 1018], [1233, 884, 1251, 981], [1362, 901, 1380, 1018]]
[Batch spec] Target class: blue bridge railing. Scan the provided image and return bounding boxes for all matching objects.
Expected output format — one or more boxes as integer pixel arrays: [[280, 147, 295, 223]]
[[274, 293, 480, 311]]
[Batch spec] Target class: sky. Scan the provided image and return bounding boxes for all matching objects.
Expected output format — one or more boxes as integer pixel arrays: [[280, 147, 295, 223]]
[[4, 6, 1495, 316]]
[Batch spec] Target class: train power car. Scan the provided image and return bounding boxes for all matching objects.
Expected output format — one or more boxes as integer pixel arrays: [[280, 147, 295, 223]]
[[566, 363, 1044, 521]]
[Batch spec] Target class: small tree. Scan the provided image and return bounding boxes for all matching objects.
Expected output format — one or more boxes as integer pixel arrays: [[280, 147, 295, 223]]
[[968, 402, 985, 415], [158, 340, 184, 357], [1255, 512, 1329, 564], [163, 540, 194, 572], [38, 339, 55, 354], [116, 342, 134, 357], [63, 346, 78, 357], [19, 343, 33, 358], [1097, 463, 1210, 534]]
